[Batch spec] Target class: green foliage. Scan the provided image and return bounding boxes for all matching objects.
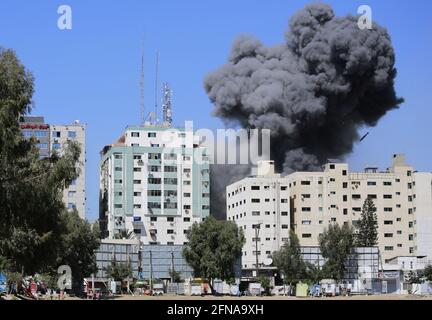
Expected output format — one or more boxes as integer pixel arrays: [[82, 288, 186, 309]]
[[355, 198, 378, 247], [0, 47, 99, 284], [305, 262, 325, 284], [272, 230, 308, 285], [424, 265, 432, 282], [319, 223, 354, 281], [104, 260, 132, 281], [257, 276, 272, 295], [183, 216, 245, 286], [56, 210, 101, 290], [169, 269, 183, 283]]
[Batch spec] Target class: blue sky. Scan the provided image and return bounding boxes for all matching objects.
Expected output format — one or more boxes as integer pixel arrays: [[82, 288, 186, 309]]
[[1, 0, 431, 221]]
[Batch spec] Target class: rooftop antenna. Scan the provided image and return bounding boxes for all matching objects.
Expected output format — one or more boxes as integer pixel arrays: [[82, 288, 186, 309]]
[[152, 50, 159, 125], [162, 82, 173, 127], [139, 38, 145, 125]]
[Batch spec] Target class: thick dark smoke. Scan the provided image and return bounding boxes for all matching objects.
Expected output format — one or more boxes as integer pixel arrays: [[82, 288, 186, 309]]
[[206, 3, 403, 218]]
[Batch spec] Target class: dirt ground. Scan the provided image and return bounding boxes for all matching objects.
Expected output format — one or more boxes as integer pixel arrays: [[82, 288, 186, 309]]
[[99, 294, 432, 301]]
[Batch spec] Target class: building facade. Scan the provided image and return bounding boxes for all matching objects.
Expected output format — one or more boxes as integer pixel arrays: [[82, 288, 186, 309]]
[[19, 116, 87, 219], [226, 161, 291, 271], [99, 123, 210, 245], [227, 155, 432, 271]]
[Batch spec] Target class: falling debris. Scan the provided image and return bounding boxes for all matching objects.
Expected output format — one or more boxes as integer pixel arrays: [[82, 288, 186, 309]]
[[360, 132, 370, 142]]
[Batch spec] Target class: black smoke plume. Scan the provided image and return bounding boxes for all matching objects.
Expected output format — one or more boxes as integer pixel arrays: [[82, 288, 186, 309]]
[[205, 3, 403, 219]]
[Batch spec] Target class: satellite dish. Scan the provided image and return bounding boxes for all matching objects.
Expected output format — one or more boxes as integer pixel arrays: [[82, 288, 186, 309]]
[[263, 258, 273, 266]]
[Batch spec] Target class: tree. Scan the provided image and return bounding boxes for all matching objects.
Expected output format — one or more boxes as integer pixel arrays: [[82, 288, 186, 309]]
[[319, 223, 354, 281], [169, 270, 183, 283], [183, 216, 245, 292], [257, 276, 272, 296], [355, 198, 378, 247], [424, 265, 432, 282], [56, 210, 101, 292], [272, 230, 308, 286], [104, 260, 132, 282], [0, 47, 87, 276]]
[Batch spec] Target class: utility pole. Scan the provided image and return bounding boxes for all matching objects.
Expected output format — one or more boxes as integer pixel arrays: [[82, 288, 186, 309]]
[[254, 222, 263, 279], [170, 249, 175, 282], [150, 250, 153, 293]]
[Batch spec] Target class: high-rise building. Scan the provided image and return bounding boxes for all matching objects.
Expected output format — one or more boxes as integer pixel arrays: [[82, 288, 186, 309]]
[[99, 123, 210, 245], [19, 116, 87, 219], [227, 155, 432, 273]]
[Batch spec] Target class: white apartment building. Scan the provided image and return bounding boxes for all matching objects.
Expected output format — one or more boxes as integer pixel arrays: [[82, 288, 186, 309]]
[[413, 172, 432, 264], [227, 155, 432, 271], [99, 123, 210, 245], [20, 117, 87, 219], [226, 161, 291, 271]]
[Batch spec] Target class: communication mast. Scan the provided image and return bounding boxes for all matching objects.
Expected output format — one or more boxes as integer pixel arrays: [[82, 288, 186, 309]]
[[140, 42, 145, 125], [162, 82, 173, 127]]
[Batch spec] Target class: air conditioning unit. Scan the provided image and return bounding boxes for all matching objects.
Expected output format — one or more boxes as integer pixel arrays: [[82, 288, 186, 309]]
[[185, 209, 189, 214]]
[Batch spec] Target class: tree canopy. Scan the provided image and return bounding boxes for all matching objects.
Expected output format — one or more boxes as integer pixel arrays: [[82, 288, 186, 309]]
[[272, 230, 308, 285], [319, 223, 354, 281], [0, 47, 100, 285], [355, 198, 378, 247], [183, 216, 245, 288]]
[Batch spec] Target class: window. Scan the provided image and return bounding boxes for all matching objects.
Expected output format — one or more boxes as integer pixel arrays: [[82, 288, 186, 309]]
[[397, 230, 402, 235], [251, 186, 260, 190], [148, 165, 161, 172], [148, 132, 156, 138], [183, 193, 191, 198], [281, 211, 288, 216], [52, 143, 61, 150], [114, 153, 123, 159], [342, 170, 347, 176], [164, 166, 177, 172], [133, 204, 141, 209], [133, 179, 142, 184], [302, 220, 311, 225], [368, 194, 377, 199], [408, 234, 414, 241], [343, 195, 347, 202], [184, 217, 190, 222], [383, 181, 392, 186], [164, 178, 178, 185], [408, 221, 414, 228], [352, 194, 361, 200], [52, 131, 61, 138], [251, 199, 260, 203], [329, 164, 335, 169], [133, 167, 141, 172], [37, 143, 48, 149], [281, 186, 287, 191], [281, 225, 289, 229], [302, 207, 311, 212], [114, 191, 122, 196], [302, 234, 312, 238], [252, 211, 260, 216], [384, 233, 393, 238], [164, 153, 177, 160], [384, 220, 393, 225], [148, 153, 161, 160], [148, 190, 161, 197], [384, 246, 394, 251], [281, 199, 288, 203], [134, 192, 141, 196], [167, 217, 174, 222], [302, 194, 311, 199], [114, 204, 122, 209], [131, 132, 140, 137], [150, 217, 157, 222], [343, 182, 348, 188], [68, 131, 76, 138], [134, 155, 142, 160], [367, 181, 377, 186], [114, 179, 122, 184], [384, 194, 392, 199], [148, 202, 161, 209], [384, 207, 393, 212], [167, 229, 174, 234], [301, 181, 311, 185]]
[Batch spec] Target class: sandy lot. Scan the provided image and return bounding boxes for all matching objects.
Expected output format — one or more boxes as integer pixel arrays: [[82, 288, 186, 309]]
[[105, 294, 432, 301]]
